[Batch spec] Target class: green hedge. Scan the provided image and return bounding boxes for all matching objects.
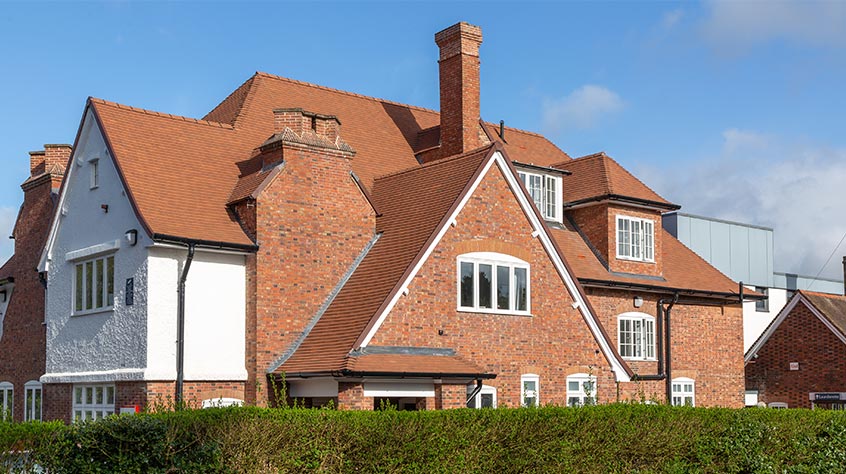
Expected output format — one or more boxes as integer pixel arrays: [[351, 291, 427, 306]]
[[2, 404, 845, 473]]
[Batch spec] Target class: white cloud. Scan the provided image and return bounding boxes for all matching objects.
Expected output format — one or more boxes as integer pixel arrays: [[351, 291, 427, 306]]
[[542, 85, 624, 133], [640, 131, 846, 280], [0, 207, 16, 267], [662, 9, 684, 30], [701, 0, 846, 52]]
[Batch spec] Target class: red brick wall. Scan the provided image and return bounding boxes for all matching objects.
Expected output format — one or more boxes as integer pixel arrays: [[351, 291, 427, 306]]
[[587, 288, 745, 407], [42, 383, 72, 423], [337, 382, 369, 410], [0, 146, 67, 421], [251, 142, 376, 403], [369, 164, 617, 407], [745, 302, 846, 409]]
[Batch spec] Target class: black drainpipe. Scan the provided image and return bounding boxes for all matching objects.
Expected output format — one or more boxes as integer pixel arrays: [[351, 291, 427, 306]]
[[663, 292, 679, 403], [465, 379, 484, 407], [630, 292, 678, 384], [175, 243, 196, 407], [842, 256, 846, 296]]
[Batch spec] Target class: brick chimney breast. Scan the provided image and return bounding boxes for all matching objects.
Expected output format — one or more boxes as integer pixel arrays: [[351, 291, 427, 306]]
[[435, 22, 483, 159]]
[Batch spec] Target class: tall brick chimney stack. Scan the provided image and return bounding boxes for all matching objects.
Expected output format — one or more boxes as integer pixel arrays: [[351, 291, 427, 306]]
[[436, 22, 483, 159]]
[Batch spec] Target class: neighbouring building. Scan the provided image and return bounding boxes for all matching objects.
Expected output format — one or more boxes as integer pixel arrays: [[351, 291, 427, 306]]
[[0, 144, 69, 421], [745, 291, 846, 409], [664, 212, 843, 352], [10, 22, 755, 422]]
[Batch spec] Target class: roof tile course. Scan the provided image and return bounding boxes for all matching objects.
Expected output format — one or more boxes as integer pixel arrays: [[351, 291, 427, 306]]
[[556, 152, 674, 207]]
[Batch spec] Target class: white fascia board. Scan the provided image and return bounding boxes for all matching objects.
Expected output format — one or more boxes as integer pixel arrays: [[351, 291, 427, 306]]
[[41, 368, 146, 384], [65, 240, 121, 262], [362, 381, 435, 398], [148, 241, 251, 256], [358, 151, 630, 382]]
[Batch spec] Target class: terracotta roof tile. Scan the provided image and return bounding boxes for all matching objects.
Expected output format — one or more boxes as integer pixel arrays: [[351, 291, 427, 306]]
[[799, 291, 846, 338], [277, 146, 495, 374], [557, 152, 675, 207]]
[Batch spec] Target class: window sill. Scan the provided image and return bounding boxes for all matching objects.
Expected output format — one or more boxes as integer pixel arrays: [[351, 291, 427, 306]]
[[621, 356, 658, 362], [71, 307, 114, 318], [457, 307, 532, 317], [615, 255, 655, 264]]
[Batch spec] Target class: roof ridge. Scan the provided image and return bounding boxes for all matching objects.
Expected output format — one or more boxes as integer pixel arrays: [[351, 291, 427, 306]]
[[571, 151, 607, 161], [601, 152, 670, 203], [255, 71, 440, 116], [373, 144, 495, 182], [800, 289, 846, 298], [89, 97, 235, 130], [202, 74, 258, 126]]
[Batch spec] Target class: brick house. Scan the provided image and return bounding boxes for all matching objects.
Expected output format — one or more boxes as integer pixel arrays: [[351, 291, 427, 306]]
[[0, 145, 68, 421], [745, 290, 846, 409], [24, 22, 751, 421]]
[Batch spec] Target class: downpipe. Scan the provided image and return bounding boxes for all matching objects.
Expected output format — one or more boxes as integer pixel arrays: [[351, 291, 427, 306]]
[[175, 243, 196, 407]]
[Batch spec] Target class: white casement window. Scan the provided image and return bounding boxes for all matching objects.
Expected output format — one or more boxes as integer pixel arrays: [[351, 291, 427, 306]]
[[72, 384, 115, 422], [90, 158, 99, 189], [0, 382, 12, 421], [618, 312, 656, 360], [458, 252, 530, 315], [521, 374, 539, 407], [466, 384, 497, 409], [517, 171, 562, 222], [616, 216, 655, 262], [73, 255, 115, 315], [24, 380, 42, 421], [566, 373, 597, 407], [671, 378, 695, 407]]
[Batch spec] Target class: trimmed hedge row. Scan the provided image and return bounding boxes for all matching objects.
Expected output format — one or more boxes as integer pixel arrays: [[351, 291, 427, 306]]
[[2, 404, 845, 473]]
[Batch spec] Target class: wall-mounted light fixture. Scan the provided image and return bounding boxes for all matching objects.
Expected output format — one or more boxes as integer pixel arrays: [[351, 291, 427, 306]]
[[633, 296, 644, 308], [101, 204, 109, 213], [125, 229, 138, 247]]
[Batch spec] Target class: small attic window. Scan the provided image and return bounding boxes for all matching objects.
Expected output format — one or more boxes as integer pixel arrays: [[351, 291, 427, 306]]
[[89, 159, 100, 189]]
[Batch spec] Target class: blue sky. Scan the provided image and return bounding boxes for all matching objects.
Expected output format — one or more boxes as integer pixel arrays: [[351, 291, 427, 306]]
[[1, 1, 845, 279]]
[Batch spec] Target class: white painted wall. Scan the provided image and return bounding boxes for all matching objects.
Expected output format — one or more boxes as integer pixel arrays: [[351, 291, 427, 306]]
[[42, 111, 150, 382], [743, 287, 788, 353], [146, 247, 246, 381]]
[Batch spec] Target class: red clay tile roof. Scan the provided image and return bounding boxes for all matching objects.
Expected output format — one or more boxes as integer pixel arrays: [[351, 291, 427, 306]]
[[555, 152, 677, 208], [481, 122, 571, 166], [550, 221, 741, 296], [276, 145, 496, 374], [798, 290, 846, 339], [346, 353, 489, 376]]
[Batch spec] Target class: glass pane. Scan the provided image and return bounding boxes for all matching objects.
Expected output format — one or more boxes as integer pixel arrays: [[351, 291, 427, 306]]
[[518, 172, 527, 185], [496, 265, 510, 310], [524, 396, 536, 407], [95, 259, 104, 308], [75, 410, 82, 421], [523, 380, 536, 392], [75, 264, 83, 312], [515, 268, 527, 311], [644, 222, 654, 260], [85, 261, 93, 310], [85, 387, 93, 405], [86, 410, 93, 420], [545, 176, 556, 219], [107, 256, 114, 306], [568, 381, 579, 392], [529, 175, 543, 210], [106, 386, 115, 405], [95, 386, 103, 405], [480, 393, 494, 408], [645, 320, 655, 358], [618, 219, 630, 257], [568, 397, 580, 407], [633, 320, 643, 358], [75, 387, 83, 404], [478, 264, 492, 309], [34, 389, 41, 421], [631, 220, 641, 259], [25, 390, 32, 420], [460, 262, 474, 307]]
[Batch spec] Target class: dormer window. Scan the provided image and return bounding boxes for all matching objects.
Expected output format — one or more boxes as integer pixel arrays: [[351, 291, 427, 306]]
[[517, 171, 562, 222], [616, 215, 654, 262]]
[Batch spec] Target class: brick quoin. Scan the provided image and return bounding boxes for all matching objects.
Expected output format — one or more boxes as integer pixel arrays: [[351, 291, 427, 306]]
[[0, 144, 68, 421], [746, 302, 846, 409]]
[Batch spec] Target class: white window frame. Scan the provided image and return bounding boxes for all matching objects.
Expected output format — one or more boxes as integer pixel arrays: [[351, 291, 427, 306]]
[[0, 381, 12, 421], [72, 254, 115, 316], [24, 380, 42, 422], [616, 215, 655, 262], [72, 384, 115, 422], [768, 402, 788, 409], [671, 378, 695, 407], [517, 170, 563, 222], [89, 158, 99, 189], [466, 384, 497, 409], [457, 252, 530, 315], [566, 373, 597, 407], [521, 374, 539, 407], [617, 312, 656, 361]]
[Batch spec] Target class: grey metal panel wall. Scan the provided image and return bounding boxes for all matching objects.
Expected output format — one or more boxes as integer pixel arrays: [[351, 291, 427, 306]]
[[748, 228, 773, 287], [730, 225, 751, 284], [710, 222, 732, 278]]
